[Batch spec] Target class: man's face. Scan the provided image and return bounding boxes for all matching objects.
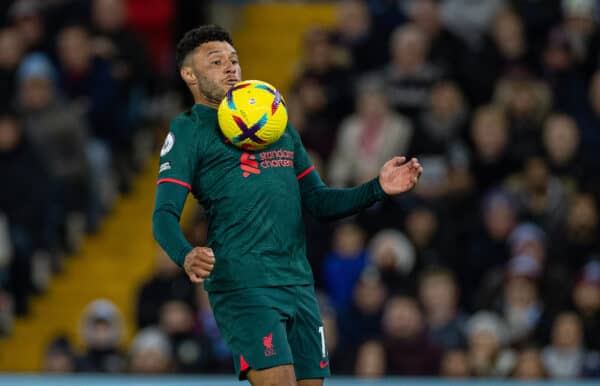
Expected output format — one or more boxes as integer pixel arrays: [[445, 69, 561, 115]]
[[185, 41, 242, 105]]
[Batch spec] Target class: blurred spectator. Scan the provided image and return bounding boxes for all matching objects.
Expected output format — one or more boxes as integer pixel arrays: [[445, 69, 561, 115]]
[[0, 287, 14, 336], [542, 311, 600, 378], [440, 349, 471, 378], [465, 311, 516, 377], [404, 203, 446, 267], [136, 249, 196, 328], [407, 0, 468, 82], [578, 71, 600, 169], [125, 0, 175, 78], [496, 254, 550, 346], [542, 26, 589, 117], [379, 23, 442, 122], [572, 260, 600, 351], [0, 27, 25, 108], [0, 109, 51, 315], [16, 52, 97, 238], [42, 335, 76, 373], [91, 0, 151, 92], [480, 8, 537, 81], [354, 339, 386, 378], [367, 229, 415, 292], [328, 78, 412, 187], [56, 24, 128, 158], [129, 327, 172, 374], [506, 156, 568, 233], [418, 267, 467, 350], [460, 190, 517, 309], [77, 299, 126, 373], [561, 0, 600, 79], [323, 222, 368, 314], [292, 27, 353, 161], [543, 113, 587, 192], [159, 300, 213, 373], [512, 346, 547, 380], [194, 287, 231, 373], [330, 0, 388, 73], [8, 0, 49, 53], [508, 222, 547, 263], [412, 81, 468, 158], [553, 193, 599, 271], [337, 270, 386, 350], [468, 105, 516, 193], [494, 77, 552, 164], [440, 0, 505, 49], [382, 295, 442, 376]]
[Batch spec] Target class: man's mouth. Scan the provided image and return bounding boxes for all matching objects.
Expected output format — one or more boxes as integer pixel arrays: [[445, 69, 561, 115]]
[[225, 78, 240, 86]]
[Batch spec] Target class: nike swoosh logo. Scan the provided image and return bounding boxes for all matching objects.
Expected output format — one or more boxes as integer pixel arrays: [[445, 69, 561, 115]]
[[319, 360, 329, 368]]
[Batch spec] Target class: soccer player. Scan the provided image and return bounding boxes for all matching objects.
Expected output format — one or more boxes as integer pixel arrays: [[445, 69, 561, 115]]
[[152, 25, 422, 386]]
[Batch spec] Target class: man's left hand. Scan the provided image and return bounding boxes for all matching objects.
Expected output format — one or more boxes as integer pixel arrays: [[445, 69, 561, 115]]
[[378, 156, 423, 195]]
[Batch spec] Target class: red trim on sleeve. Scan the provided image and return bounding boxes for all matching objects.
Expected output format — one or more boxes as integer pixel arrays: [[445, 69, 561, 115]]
[[157, 178, 192, 190], [296, 165, 315, 180]]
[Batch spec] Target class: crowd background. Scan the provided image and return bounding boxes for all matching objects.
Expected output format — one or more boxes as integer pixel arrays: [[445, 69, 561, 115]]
[[0, 0, 599, 381]]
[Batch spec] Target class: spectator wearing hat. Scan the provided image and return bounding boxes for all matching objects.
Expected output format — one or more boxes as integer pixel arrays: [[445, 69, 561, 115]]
[[495, 254, 551, 346], [418, 267, 467, 350], [465, 311, 516, 377], [368, 229, 416, 291], [16, 52, 98, 240], [77, 299, 126, 373], [572, 260, 600, 351], [542, 311, 600, 378], [128, 327, 172, 374]]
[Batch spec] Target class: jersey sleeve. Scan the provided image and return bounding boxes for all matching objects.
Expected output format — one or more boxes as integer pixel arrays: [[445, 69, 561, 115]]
[[156, 117, 199, 191], [289, 125, 387, 221]]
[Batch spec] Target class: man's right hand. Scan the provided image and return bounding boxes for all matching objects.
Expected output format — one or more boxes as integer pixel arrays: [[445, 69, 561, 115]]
[[183, 247, 215, 283]]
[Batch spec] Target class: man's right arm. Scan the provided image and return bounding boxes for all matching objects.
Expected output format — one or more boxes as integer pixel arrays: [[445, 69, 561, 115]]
[[152, 182, 192, 267]]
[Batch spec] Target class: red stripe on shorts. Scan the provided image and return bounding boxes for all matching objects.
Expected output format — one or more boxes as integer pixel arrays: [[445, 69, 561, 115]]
[[240, 355, 250, 371]]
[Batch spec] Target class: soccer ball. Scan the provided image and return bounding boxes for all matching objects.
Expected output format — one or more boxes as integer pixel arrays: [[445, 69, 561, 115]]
[[218, 80, 288, 151]]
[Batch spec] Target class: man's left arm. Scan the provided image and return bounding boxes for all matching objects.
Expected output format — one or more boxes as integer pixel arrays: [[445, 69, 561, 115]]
[[292, 127, 422, 221]]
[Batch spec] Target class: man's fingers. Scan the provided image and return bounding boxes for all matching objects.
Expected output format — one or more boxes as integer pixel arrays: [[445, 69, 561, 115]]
[[188, 272, 204, 283], [393, 156, 407, 166]]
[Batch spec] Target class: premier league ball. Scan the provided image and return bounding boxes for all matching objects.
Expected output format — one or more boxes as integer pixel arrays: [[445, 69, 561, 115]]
[[218, 80, 288, 151]]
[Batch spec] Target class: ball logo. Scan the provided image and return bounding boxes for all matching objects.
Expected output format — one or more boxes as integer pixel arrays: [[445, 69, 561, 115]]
[[161, 132, 175, 156]]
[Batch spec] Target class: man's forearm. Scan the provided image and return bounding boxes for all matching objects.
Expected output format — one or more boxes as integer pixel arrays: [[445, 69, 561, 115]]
[[301, 175, 387, 221], [152, 183, 193, 266]]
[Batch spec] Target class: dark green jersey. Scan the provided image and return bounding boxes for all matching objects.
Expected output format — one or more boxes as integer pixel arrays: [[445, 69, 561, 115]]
[[154, 104, 387, 292]]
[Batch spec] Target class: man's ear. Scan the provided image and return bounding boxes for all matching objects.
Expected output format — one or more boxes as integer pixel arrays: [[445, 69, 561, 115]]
[[180, 65, 197, 85]]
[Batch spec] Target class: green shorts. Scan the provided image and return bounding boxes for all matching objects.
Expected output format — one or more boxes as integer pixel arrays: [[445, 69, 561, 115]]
[[208, 284, 331, 381]]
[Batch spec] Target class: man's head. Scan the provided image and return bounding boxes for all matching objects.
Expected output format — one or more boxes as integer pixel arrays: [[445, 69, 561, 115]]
[[176, 25, 241, 106]]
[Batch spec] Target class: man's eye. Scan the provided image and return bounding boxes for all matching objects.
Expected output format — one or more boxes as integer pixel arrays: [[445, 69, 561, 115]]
[[232, 60, 239, 65], [212, 60, 221, 65]]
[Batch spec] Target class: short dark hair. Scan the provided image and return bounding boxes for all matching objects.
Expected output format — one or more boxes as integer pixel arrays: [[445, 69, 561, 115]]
[[175, 24, 233, 69]]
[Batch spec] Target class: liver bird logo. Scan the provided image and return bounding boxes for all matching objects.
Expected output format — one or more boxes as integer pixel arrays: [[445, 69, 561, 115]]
[[263, 332, 276, 356]]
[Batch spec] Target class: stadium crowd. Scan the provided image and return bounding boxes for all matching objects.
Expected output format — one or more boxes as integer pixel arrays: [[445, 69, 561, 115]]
[[1, 0, 600, 381]]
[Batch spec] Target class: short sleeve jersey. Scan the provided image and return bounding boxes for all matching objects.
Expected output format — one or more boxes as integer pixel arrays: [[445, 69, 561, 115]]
[[157, 104, 316, 292]]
